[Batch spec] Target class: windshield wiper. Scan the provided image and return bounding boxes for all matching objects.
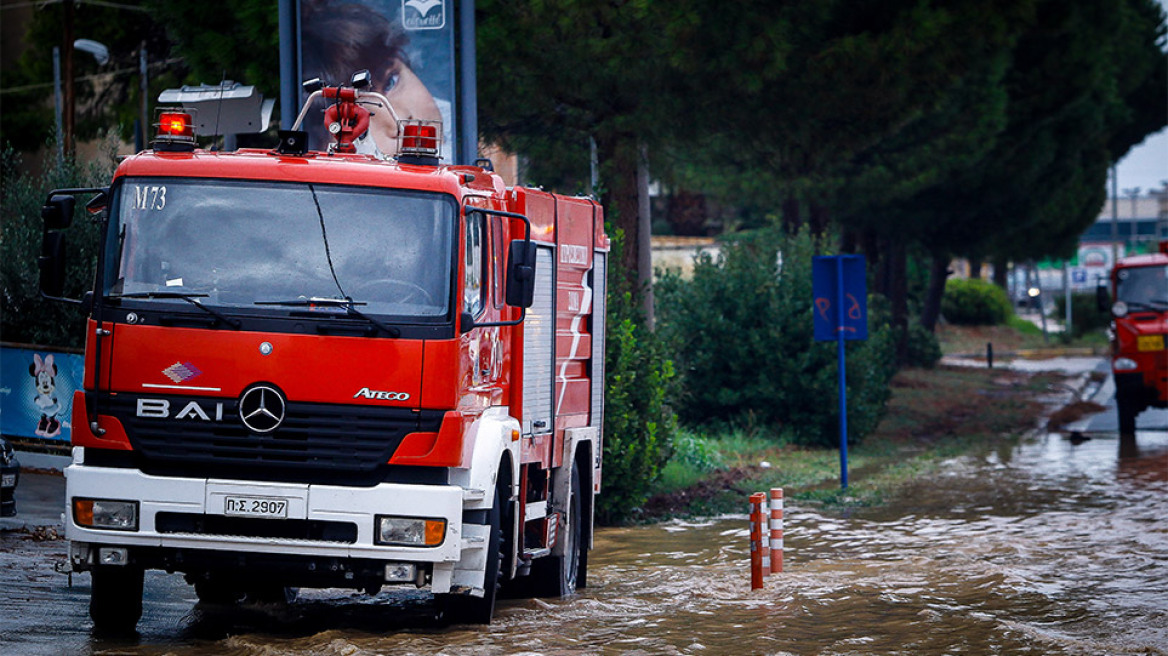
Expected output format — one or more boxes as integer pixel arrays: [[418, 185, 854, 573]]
[[254, 297, 401, 337], [1123, 299, 1168, 312], [110, 291, 242, 329]]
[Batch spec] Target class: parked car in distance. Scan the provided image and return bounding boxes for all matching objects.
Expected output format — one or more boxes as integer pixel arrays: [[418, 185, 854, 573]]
[[1, 437, 19, 517]]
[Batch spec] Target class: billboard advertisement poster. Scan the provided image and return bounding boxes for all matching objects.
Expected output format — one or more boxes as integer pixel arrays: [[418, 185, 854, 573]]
[[0, 346, 83, 443], [299, 0, 457, 161]]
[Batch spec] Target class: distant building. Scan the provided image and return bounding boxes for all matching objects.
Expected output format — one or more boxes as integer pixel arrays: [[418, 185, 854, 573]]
[[1082, 191, 1168, 247]]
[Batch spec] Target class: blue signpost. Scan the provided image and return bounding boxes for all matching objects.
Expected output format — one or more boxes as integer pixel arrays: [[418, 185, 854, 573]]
[[812, 255, 868, 489]]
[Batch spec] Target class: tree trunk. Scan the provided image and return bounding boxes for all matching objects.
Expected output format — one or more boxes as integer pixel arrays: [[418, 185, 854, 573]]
[[636, 143, 654, 330], [991, 254, 1009, 289], [840, 227, 858, 254], [920, 252, 952, 333], [596, 131, 653, 325], [862, 230, 883, 296], [782, 195, 801, 234], [889, 240, 909, 363], [595, 131, 641, 276], [809, 201, 829, 238], [968, 258, 982, 280]]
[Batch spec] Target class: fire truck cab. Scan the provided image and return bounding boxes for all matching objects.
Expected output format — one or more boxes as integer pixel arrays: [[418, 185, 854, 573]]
[[1099, 240, 1168, 434], [39, 75, 609, 632]]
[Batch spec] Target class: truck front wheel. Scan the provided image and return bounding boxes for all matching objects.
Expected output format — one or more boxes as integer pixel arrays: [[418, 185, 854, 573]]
[[90, 565, 144, 634], [1117, 394, 1140, 435], [440, 486, 503, 624]]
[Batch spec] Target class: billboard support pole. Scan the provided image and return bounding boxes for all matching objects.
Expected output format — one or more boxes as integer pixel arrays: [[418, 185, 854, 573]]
[[278, 0, 297, 130], [458, 0, 478, 165]]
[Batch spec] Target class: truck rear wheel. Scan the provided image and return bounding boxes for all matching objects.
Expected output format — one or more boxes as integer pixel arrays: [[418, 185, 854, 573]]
[[90, 565, 144, 634], [440, 486, 503, 624], [531, 461, 583, 597]]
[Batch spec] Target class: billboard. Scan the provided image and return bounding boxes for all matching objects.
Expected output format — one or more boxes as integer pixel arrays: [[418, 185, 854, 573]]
[[0, 346, 83, 444], [299, 0, 457, 161]]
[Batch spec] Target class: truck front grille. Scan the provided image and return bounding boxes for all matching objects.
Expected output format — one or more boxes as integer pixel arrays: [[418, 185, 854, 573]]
[[155, 512, 359, 543], [99, 393, 443, 483]]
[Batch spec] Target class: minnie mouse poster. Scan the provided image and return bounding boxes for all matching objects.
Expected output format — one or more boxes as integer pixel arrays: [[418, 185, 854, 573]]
[[30, 354, 62, 438]]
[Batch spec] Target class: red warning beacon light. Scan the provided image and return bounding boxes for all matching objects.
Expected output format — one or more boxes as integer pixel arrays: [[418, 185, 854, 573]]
[[397, 120, 441, 163], [153, 111, 196, 151], [400, 121, 439, 154]]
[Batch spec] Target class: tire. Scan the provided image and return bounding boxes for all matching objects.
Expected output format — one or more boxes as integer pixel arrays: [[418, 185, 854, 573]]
[[1117, 394, 1139, 435], [193, 576, 244, 605], [531, 461, 582, 597], [90, 565, 144, 635], [440, 486, 503, 624]]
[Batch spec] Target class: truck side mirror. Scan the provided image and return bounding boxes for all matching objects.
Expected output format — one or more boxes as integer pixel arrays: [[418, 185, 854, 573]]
[[42, 195, 75, 230], [39, 231, 68, 298], [506, 240, 537, 308], [1095, 281, 1110, 314]]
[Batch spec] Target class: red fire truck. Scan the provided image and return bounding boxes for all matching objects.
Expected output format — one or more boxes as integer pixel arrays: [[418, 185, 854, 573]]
[[38, 74, 609, 632], [1099, 240, 1168, 434]]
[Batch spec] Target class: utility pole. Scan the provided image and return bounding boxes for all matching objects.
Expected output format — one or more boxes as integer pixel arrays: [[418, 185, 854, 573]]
[[1111, 165, 1119, 268], [138, 42, 148, 151], [1124, 187, 1141, 249], [62, 0, 75, 156]]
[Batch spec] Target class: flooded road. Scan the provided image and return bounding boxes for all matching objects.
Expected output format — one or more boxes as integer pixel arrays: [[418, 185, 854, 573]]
[[3, 428, 1167, 655]]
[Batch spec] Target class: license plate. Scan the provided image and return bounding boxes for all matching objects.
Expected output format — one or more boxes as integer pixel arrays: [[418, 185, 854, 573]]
[[223, 495, 288, 519], [1137, 335, 1165, 352], [1, 474, 14, 488]]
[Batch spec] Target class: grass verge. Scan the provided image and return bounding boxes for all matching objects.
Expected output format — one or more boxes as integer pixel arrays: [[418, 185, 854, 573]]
[[639, 327, 1080, 521]]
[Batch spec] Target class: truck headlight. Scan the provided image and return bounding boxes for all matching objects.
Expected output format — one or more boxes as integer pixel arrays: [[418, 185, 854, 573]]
[[73, 498, 139, 531], [1113, 357, 1139, 371], [375, 516, 445, 546]]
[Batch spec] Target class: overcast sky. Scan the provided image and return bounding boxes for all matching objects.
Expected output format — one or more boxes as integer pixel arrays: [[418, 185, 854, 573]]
[[1116, 0, 1168, 194]]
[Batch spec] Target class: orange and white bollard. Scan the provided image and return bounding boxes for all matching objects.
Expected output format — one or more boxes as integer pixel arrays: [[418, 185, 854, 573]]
[[749, 492, 766, 590], [769, 488, 784, 573], [760, 505, 771, 576]]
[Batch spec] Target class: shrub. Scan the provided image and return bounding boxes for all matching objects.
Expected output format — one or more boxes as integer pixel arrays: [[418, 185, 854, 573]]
[[1052, 292, 1110, 338], [900, 321, 942, 368], [2, 144, 113, 348], [597, 234, 680, 524], [940, 277, 1012, 325], [657, 228, 897, 448]]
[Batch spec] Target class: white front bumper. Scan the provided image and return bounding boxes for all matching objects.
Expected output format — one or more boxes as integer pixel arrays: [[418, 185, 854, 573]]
[[65, 463, 490, 593]]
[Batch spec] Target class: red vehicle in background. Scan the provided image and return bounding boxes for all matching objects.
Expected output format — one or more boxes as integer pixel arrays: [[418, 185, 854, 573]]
[[1099, 240, 1168, 434], [38, 72, 609, 632]]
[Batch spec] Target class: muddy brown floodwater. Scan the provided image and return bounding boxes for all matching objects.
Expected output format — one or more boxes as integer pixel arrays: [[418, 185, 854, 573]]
[[2, 429, 1166, 655]]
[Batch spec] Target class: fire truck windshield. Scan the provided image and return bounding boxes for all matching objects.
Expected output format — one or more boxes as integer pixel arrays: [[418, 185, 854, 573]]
[[103, 178, 455, 319], [1116, 264, 1168, 309]]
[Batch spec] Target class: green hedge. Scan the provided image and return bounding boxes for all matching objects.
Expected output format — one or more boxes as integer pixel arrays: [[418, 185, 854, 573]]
[[657, 228, 896, 448], [940, 277, 1012, 326], [597, 235, 680, 524]]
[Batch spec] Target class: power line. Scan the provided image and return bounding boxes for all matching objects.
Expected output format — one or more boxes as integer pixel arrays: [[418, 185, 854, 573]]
[[0, 57, 182, 95], [1, 1, 148, 11]]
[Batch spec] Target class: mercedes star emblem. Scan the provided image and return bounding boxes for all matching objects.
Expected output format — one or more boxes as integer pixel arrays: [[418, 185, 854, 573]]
[[238, 385, 286, 433]]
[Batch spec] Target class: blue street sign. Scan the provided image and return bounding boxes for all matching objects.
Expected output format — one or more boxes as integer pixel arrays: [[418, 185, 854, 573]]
[[811, 254, 867, 490], [812, 255, 868, 342]]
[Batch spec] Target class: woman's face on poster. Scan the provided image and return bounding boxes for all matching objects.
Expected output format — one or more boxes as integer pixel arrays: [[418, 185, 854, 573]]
[[368, 60, 441, 156]]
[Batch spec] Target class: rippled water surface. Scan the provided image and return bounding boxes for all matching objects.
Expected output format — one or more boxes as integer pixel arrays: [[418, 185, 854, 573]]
[[3, 430, 1166, 655]]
